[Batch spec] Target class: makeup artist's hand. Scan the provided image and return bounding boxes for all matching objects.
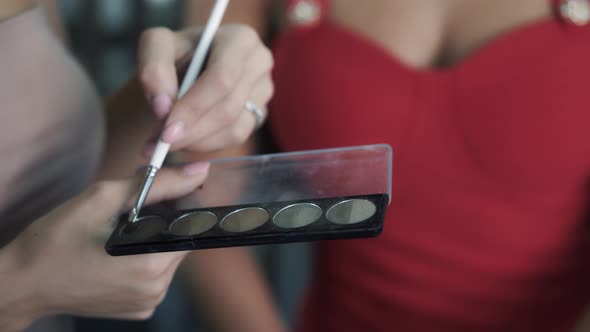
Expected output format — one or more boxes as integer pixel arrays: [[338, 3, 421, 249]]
[[138, 24, 273, 153], [0, 163, 209, 331]]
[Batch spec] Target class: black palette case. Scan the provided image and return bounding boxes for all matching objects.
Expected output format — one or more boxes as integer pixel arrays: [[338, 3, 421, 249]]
[[106, 144, 392, 256]]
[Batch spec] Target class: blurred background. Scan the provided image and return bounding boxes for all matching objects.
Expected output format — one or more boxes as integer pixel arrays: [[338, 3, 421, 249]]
[[54, 1, 310, 331], [59, 0, 185, 96]]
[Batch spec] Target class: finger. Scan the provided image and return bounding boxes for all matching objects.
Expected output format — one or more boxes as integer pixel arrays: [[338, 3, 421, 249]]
[[107, 309, 156, 321], [138, 28, 192, 119], [173, 47, 273, 150], [92, 162, 210, 218], [192, 109, 256, 151], [181, 72, 272, 151], [160, 251, 188, 275], [130, 250, 188, 281], [157, 254, 186, 288], [132, 162, 211, 207], [160, 26, 262, 145], [141, 126, 166, 159]]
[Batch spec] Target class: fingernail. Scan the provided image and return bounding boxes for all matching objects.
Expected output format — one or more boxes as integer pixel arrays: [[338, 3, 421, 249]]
[[162, 121, 184, 143], [152, 94, 172, 119], [141, 142, 156, 158], [183, 162, 210, 176]]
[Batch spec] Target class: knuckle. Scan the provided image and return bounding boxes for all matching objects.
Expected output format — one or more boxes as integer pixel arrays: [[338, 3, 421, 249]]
[[229, 123, 250, 144], [141, 258, 166, 281], [235, 25, 260, 45], [211, 67, 239, 94], [139, 63, 168, 88], [217, 99, 242, 126], [140, 27, 173, 45], [143, 289, 165, 307], [131, 309, 156, 320], [88, 181, 118, 205], [259, 46, 274, 71], [147, 282, 169, 306], [217, 106, 234, 126], [130, 283, 164, 308], [155, 286, 169, 304], [268, 81, 275, 100], [262, 78, 275, 102]]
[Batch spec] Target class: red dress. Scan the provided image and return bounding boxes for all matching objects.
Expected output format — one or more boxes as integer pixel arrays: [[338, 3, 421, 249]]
[[270, 0, 590, 331]]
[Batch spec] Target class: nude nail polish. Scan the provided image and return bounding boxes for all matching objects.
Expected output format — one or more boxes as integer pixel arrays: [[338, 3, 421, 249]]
[[152, 94, 172, 119], [184, 162, 210, 175], [162, 121, 184, 143]]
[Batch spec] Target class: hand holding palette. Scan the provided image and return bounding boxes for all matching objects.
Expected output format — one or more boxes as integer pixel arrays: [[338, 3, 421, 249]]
[[105, 144, 392, 256]]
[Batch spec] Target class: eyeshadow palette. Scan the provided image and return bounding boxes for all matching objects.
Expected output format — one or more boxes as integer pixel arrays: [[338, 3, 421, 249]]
[[105, 144, 392, 256]]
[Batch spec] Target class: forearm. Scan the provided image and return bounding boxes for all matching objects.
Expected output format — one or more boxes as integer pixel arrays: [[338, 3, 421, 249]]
[[182, 248, 287, 332]]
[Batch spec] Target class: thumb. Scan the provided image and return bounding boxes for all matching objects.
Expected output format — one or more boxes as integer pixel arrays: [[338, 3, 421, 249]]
[[81, 162, 208, 244], [90, 162, 210, 218], [126, 162, 210, 209]]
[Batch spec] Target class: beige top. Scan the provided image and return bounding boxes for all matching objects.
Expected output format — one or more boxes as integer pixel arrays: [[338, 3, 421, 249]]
[[0, 7, 104, 246]]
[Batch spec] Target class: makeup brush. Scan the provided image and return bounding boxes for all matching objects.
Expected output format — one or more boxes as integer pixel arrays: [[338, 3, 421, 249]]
[[129, 0, 230, 223]]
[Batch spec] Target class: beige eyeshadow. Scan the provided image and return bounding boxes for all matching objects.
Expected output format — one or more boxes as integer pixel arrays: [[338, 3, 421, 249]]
[[326, 199, 377, 225], [220, 207, 270, 232], [273, 203, 322, 228], [169, 211, 218, 236]]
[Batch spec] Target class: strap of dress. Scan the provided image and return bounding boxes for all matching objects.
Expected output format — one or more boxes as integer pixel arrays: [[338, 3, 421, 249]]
[[285, 0, 330, 27], [551, 0, 590, 26]]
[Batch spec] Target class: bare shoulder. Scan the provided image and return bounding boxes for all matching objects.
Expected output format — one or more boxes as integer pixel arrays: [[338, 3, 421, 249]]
[[0, 0, 35, 22]]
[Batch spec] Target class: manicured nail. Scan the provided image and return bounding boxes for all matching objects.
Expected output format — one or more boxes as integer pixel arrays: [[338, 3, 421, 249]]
[[141, 142, 156, 158], [184, 162, 210, 176], [152, 94, 172, 119], [162, 121, 184, 143]]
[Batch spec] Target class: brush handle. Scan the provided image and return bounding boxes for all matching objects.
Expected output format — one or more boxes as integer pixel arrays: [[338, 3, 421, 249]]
[[149, 0, 230, 169]]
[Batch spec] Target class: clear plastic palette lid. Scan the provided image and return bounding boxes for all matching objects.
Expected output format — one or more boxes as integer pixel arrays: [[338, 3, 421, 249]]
[[174, 144, 392, 209]]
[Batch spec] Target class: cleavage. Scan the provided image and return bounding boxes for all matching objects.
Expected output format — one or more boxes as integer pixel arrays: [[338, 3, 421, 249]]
[[328, 0, 551, 71]]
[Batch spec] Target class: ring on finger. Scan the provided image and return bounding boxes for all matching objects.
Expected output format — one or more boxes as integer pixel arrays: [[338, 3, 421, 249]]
[[244, 100, 265, 129]]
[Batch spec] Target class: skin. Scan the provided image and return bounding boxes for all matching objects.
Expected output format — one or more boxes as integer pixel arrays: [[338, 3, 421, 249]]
[[0, 0, 273, 331], [178, 1, 590, 332], [0, 166, 209, 332]]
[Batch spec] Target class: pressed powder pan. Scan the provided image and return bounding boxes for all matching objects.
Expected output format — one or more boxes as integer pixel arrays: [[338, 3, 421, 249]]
[[221, 207, 270, 232], [169, 211, 218, 236], [120, 216, 167, 242], [273, 203, 322, 229], [326, 199, 377, 225]]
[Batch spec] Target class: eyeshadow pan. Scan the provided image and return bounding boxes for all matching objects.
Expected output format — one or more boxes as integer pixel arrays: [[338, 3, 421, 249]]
[[169, 211, 218, 236], [119, 216, 166, 241], [220, 207, 269, 232], [326, 199, 377, 225], [273, 203, 322, 228]]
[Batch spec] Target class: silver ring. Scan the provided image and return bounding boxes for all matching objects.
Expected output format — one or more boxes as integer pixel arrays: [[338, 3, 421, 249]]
[[245, 100, 265, 129]]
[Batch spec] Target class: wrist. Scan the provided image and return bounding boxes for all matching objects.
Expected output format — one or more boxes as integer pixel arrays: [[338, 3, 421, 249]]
[[0, 239, 46, 331]]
